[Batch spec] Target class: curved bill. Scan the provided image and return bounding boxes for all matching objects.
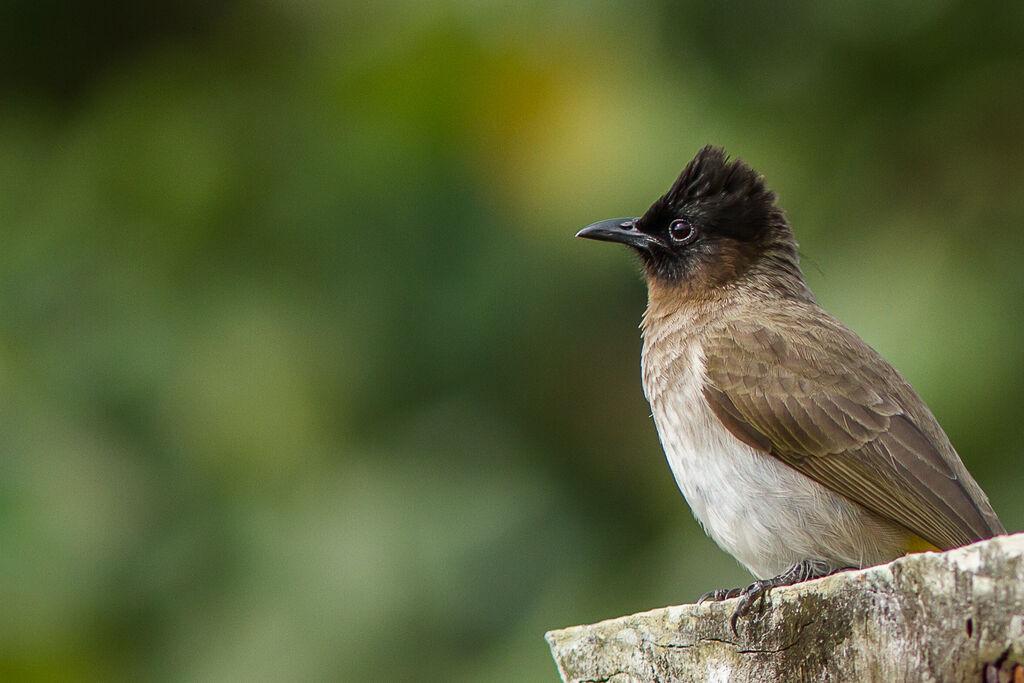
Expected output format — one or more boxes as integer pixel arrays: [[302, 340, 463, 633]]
[[575, 217, 662, 251]]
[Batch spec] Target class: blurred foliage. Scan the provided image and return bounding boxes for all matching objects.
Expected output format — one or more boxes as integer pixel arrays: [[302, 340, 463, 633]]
[[1, 0, 1022, 680]]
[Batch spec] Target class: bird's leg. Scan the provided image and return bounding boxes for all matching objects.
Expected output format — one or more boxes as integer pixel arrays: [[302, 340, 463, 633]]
[[697, 587, 743, 602], [697, 559, 850, 635]]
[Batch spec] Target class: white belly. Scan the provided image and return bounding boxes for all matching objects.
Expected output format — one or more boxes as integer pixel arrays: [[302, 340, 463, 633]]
[[642, 343, 911, 579]]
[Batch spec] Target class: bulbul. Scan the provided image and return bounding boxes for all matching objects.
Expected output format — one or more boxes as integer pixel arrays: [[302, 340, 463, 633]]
[[577, 146, 1005, 628]]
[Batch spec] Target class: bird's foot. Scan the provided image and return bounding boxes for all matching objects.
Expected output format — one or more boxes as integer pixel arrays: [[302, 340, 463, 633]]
[[697, 587, 742, 603], [697, 559, 846, 635]]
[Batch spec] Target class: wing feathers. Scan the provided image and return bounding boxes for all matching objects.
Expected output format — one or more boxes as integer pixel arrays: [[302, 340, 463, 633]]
[[702, 314, 1002, 549]]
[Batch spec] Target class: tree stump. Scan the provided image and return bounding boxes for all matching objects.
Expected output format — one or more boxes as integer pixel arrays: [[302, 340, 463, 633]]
[[546, 534, 1024, 682]]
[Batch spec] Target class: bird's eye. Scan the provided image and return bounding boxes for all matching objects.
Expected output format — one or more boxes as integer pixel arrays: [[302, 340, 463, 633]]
[[668, 219, 697, 244]]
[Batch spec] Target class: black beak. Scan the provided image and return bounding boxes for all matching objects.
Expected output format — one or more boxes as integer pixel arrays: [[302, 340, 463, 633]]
[[575, 217, 662, 251]]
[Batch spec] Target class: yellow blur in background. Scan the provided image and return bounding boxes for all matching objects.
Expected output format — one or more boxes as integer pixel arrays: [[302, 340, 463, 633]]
[[1, 1, 1023, 680]]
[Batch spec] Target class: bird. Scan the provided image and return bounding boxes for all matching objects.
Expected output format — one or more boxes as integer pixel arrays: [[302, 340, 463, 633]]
[[576, 145, 1005, 631]]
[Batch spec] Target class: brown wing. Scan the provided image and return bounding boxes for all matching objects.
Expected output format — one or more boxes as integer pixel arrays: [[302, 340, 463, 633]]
[[701, 313, 1004, 550]]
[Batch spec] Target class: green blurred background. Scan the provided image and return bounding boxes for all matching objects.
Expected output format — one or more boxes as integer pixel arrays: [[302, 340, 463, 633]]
[[2, 1, 1023, 680]]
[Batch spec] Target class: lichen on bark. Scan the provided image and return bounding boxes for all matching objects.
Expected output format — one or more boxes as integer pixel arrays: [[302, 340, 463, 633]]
[[546, 534, 1024, 683]]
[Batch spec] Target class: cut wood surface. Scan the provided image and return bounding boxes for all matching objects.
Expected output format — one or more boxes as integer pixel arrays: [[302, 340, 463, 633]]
[[546, 534, 1024, 682]]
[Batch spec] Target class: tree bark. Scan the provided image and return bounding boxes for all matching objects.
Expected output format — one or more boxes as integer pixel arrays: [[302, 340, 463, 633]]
[[546, 534, 1024, 682]]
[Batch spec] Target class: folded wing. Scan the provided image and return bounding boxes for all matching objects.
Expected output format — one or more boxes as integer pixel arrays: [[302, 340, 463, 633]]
[[701, 315, 1004, 549]]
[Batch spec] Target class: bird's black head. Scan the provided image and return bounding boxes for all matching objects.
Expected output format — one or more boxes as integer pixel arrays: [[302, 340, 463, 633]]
[[577, 146, 803, 293]]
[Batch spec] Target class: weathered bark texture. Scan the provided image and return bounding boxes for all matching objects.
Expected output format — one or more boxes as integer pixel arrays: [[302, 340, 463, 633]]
[[546, 534, 1024, 682]]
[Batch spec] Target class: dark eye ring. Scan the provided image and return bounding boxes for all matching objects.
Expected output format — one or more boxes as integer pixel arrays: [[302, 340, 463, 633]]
[[669, 219, 697, 244]]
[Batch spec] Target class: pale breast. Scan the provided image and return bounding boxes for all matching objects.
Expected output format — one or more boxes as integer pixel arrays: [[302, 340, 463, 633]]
[[641, 331, 914, 579]]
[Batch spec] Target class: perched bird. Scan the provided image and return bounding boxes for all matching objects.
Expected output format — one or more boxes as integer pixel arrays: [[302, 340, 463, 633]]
[[577, 145, 1004, 630]]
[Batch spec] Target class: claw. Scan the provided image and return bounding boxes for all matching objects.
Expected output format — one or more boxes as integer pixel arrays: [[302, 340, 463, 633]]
[[697, 587, 742, 604], [729, 579, 773, 635], [697, 560, 849, 636]]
